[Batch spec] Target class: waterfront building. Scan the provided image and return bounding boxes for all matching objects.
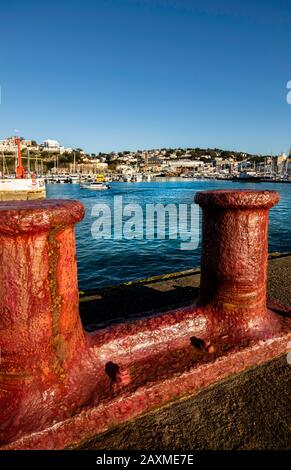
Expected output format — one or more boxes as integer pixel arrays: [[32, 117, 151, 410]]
[[275, 153, 287, 174], [43, 139, 61, 150]]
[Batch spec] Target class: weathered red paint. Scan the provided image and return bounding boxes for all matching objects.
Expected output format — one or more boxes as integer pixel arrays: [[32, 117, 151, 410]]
[[195, 189, 282, 339], [0, 192, 290, 450]]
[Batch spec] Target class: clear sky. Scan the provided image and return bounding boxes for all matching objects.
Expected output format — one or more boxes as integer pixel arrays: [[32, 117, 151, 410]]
[[1, 0, 291, 154]]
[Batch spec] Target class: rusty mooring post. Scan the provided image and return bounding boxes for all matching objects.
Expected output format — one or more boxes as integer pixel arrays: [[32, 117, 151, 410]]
[[0, 200, 86, 378], [194, 189, 281, 337], [0, 200, 90, 444], [195, 190, 279, 310], [0, 192, 289, 450]]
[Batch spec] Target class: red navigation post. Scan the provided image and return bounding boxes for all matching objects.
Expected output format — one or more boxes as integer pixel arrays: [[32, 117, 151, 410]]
[[15, 137, 25, 178]]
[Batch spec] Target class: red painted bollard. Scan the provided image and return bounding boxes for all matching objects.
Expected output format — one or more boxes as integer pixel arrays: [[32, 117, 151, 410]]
[[0, 200, 91, 444], [194, 189, 281, 338], [0, 192, 290, 450], [0, 200, 86, 374]]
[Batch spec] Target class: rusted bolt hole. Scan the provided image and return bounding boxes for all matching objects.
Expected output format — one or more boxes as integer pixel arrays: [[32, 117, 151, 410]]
[[190, 336, 206, 351], [105, 361, 119, 382]]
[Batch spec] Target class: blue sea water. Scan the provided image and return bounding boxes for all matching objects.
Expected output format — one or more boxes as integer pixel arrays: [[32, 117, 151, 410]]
[[46, 181, 291, 291]]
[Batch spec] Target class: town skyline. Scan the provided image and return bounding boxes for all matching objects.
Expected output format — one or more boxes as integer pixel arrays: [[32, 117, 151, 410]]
[[0, 133, 290, 158], [1, 133, 290, 183]]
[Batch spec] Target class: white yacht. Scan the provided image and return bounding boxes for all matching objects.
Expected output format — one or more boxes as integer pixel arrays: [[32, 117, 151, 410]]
[[80, 182, 110, 190]]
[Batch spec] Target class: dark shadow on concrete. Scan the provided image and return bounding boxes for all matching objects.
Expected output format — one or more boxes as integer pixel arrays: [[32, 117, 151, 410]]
[[80, 282, 200, 330]]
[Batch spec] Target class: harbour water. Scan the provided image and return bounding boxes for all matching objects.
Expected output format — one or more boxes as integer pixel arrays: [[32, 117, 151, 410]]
[[46, 181, 291, 290]]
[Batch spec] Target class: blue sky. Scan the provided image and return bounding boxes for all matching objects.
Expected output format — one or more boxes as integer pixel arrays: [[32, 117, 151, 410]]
[[1, 0, 291, 154]]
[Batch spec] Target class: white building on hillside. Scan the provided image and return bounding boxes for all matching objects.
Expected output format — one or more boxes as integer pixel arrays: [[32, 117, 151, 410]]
[[43, 139, 67, 154], [43, 139, 61, 151]]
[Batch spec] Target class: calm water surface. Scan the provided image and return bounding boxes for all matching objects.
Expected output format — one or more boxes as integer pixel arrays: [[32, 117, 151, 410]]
[[46, 181, 291, 290]]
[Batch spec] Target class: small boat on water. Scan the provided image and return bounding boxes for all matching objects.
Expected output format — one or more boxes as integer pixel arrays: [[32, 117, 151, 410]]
[[80, 181, 110, 190], [80, 174, 110, 190]]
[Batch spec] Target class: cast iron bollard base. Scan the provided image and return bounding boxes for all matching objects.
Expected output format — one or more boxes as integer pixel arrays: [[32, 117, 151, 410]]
[[0, 192, 290, 449]]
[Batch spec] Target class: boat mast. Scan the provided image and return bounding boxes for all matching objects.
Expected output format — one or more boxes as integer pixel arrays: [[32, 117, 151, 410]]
[[28, 147, 30, 173]]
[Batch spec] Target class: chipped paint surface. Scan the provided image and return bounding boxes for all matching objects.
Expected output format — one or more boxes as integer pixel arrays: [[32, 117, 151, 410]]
[[0, 192, 290, 450]]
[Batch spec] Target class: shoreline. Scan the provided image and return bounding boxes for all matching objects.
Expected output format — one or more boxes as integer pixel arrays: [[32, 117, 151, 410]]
[[43, 177, 291, 184]]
